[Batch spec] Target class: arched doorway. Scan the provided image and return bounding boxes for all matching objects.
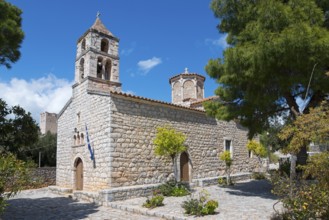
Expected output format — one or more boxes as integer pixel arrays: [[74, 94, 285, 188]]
[[180, 152, 189, 182], [75, 158, 83, 190]]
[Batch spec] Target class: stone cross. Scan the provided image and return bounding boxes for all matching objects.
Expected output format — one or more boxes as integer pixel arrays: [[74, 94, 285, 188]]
[[185, 67, 188, 73], [96, 11, 101, 18]]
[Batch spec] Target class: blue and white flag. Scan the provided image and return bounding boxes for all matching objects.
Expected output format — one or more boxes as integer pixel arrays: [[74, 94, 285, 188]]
[[85, 123, 94, 160]]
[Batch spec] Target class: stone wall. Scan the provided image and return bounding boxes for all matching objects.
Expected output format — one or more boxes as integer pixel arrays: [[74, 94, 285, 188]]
[[109, 94, 258, 187], [31, 167, 56, 185], [56, 81, 113, 191]]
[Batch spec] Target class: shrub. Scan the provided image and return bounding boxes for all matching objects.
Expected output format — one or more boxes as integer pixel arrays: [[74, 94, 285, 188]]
[[202, 200, 219, 215], [218, 177, 234, 186], [143, 195, 164, 209], [0, 153, 35, 214], [218, 177, 226, 185], [252, 172, 266, 180], [182, 198, 203, 216], [219, 151, 233, 185], [157, 179, 190, 197], [182, 190, 218, 216]]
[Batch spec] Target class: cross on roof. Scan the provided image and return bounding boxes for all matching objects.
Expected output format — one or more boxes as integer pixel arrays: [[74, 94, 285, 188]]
[[96, 11, 101, 18]]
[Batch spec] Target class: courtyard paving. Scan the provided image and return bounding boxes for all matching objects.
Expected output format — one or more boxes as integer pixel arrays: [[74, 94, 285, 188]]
[[1, 179, 281, 220]]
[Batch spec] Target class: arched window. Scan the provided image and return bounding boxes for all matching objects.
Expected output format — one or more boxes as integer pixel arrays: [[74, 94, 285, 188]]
[[104, 60, 112, 80], [183, 80, 194, 100], [80, 133, 84, 144], [197, 81, 203, 99], [101, 39, 109, 53], [77, 133, 80, 145], [97, 57, 103, 78], [173, 82, 181, 103], [73, 135, 77, 145], [81, 39, 86, 50], [79, 58, 85, 79]]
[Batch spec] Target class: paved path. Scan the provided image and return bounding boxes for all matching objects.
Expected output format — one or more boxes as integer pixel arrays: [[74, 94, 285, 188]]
[[1, 180, 281, 220], [110, 180, 282, 220], [0, 188, 162, 220]]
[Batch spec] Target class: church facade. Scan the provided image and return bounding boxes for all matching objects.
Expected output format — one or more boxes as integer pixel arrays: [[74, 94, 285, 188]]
[[54, 17, 258, 202]]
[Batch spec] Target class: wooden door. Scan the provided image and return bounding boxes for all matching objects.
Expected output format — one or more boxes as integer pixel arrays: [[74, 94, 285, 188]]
[[75, 158, 83, 190], [180, 152, 189, 182]]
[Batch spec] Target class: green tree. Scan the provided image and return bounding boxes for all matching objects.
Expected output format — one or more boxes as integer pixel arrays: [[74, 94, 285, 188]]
[[153, 125, 186, 181], [0, 99, 39, 159], [27, 132, 57, 167], [279, 100, 329, 154], [219, 151, 232, 185], [0, 0, 24, 68], [205, 0, 329, 137], [0, 153, 35, 214], [271, 102, 329, 218], [246, 140, 267, 170]]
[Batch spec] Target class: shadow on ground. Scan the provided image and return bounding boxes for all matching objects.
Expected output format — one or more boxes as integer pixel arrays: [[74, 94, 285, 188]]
[[1, 196, 99, 220], [223, 179, 278, 200]]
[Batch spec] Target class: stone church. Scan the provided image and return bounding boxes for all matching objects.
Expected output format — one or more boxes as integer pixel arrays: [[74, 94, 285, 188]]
[[53, 16, 258, 203]]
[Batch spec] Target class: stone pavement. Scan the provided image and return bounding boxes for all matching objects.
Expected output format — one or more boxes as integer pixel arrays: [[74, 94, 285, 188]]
[[108, 179, 281, 220], [1, 180, 281, 220], [0, 188, 162, 220]]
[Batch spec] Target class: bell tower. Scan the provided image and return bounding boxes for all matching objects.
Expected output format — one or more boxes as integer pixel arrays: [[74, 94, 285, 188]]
[[74, 13, 121, 92]]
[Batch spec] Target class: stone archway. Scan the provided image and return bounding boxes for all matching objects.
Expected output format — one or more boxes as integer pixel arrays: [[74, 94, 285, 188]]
[[75, 158, 83, 190], [180, 152, 189, 182]]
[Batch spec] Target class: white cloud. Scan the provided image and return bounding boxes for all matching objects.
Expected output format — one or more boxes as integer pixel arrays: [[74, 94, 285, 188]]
[[205, 34, 229, 49], [137, 57, 162, 74], [0, 74, 72, 123]]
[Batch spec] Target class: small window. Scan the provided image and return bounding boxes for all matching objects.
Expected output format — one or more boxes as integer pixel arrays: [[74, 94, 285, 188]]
[[80, 133, 84, 144], [77, 133, 80, 145], [79, 59, 84, 79], [101, 39, 109, 53], [74, 135, 77, 145], [248, 150, 253, 158], [225, 140, 231, 152], [97, 57, 103, 78], [104, 60, 111, 80], [224, 139, 233, 157]]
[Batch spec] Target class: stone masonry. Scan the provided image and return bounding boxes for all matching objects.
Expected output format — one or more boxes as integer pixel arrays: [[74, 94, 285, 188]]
[[53, 16, 258, 203]]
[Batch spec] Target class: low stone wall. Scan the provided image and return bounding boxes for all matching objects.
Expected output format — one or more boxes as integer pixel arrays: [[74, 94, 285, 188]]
[[193, 172, 252, 187], [31, 167, 56, 186], [100, 183, 161, 204]]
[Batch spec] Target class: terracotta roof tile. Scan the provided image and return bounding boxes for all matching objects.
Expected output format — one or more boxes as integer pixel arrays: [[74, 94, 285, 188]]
[[190, 96, 219, 106], [110, 91, 205, 113]]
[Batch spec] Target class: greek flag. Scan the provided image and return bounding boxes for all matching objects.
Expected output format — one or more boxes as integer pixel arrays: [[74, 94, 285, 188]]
[[85, 124, 94, 160]]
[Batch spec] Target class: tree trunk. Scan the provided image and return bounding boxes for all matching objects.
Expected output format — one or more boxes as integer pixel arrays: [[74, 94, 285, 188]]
[[226, 166, 231, 185], [289, 154, 297, 197], [171, 155, 177, 181]]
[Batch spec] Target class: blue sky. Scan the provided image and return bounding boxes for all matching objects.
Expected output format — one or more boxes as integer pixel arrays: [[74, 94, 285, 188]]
[[0, 0, 227, 122]]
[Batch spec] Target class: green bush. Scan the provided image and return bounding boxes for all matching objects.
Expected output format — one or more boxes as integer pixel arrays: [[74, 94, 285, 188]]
[[143, 195, 164, 209], [218, 177, 234, 186], [218, 177, 226, 185], [182, 190, 218, 216], [157, 179, 190, 197], [202, 200, 219, 215], [271, 158, 329, 220], [182, 198, 203, 216], [252, 172, 266, 180], [0, 153, 35, 214]]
